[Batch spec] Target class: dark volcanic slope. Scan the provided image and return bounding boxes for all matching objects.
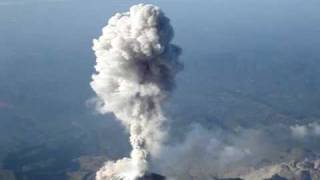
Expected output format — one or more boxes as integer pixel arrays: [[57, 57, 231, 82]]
[[137, 173, 165, 180]]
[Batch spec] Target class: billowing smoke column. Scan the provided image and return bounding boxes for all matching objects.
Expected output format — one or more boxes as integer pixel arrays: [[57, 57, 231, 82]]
[[91, 4, 182, 180]]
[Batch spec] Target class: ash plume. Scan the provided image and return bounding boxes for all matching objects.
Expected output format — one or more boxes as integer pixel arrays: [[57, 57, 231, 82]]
[[91, 4, 182, 180]]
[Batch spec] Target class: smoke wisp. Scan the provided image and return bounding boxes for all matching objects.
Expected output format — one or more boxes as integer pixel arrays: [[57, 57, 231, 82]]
[[155, 122, 320, 180], [290, 122, 320, 139], [91, 4, 182, 180]]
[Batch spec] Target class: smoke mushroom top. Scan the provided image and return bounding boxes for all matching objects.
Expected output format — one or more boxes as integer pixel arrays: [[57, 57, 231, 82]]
[[91, 4, 182, 180]]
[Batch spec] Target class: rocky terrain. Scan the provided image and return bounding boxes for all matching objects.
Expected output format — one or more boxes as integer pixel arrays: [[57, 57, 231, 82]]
[[242, 159, 320, 180], [2, 153, 320, 180]]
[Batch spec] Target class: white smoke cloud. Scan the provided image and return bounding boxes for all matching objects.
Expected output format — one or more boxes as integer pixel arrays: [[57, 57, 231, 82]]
[[314, 123, 320, 136], [91, 4, 182, 180], [90, 4, 320, 180], [290, 122, 320, 139], [153, 122, 320, 179], [156, 124, 251, 180], [291, 124, 308, 138]]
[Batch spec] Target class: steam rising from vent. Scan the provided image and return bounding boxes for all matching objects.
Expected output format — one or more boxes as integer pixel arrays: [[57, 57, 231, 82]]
[[91, 4, 182, 180]]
